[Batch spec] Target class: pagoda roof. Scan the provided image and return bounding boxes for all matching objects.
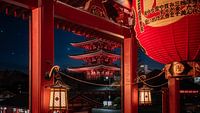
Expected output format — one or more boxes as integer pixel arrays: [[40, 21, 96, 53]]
[[69, 50, 120, 60], [67, 65, 120, 72], [70, 38, 120, 48], [70, 39, 97, 47]]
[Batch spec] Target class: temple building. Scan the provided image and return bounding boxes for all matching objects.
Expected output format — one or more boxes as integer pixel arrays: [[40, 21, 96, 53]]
[[0, 0, 200, 113], [68, 37, 121, 80]]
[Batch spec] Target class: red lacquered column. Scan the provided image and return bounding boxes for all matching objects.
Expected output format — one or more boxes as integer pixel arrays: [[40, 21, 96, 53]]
[[168, 78, 180, 113], [123, 37, 138, 113], [30, 0, 54, 113]]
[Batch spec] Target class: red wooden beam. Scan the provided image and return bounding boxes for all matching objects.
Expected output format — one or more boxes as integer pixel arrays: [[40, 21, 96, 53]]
[[2, 0, 129, 39], [1, 0, 38, 9], [54, 1, 130, 39]]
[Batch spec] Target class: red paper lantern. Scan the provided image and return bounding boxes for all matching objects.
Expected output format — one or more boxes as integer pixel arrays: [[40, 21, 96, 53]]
[[133, 0, 200, 64]]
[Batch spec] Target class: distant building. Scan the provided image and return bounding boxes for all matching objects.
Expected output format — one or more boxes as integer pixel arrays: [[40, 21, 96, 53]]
[[139, 64, 151, 74], [68, 37, 121, 80]]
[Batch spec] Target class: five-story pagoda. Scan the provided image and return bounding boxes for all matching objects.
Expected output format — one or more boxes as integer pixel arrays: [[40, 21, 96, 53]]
[[67, 37, 120, 80]]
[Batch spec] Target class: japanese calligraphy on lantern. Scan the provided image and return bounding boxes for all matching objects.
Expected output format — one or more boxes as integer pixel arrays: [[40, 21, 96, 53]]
[[136, 0, 200, 32], [173, 62, 185, 75]]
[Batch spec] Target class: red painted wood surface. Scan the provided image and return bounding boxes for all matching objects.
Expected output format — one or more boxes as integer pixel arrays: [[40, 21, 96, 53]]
[[54, 1, 130, 38], [2, 0, 37, 9], [168, 78, 180, 113], [3, 0, 130, 38], [30, 0, 54, 113], [124, 37, 138, 113]]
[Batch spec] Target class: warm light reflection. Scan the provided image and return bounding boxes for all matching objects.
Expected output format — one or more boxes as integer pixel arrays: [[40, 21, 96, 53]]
[[180, 90, 199, 94], [114, 0, 131, 9]]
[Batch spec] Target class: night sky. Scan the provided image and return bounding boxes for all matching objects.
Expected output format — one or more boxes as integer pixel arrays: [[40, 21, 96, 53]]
[[0, 13, 29, 73], [0, 13, 164, 74]]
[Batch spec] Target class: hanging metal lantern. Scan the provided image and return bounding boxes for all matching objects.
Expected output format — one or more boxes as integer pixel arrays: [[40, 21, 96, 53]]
[[139, 85, 152, 105], [47, 65, 70, 112], [49, 80, 69, 112]]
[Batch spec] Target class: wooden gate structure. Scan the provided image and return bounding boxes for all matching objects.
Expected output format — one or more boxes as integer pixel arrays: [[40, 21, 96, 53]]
[[0, 0, 139, 113]]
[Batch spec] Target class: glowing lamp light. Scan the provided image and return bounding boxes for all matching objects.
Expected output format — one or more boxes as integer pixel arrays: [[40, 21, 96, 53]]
[[139, 85, 152, 105], [49, 81, 69, 112], [47, 65, 69, 113]]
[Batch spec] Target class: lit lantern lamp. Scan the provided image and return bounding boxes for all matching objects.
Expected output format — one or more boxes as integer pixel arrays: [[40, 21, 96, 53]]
[[139, 85, 152, 105], [49, 80, 69, 112], [48, 65, 70, 113]]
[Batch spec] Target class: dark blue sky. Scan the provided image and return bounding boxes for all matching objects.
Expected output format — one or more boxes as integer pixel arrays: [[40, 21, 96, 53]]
[[0, 13, 29, 73], [0, 13, 163, 73], [54, 29, 85, 68]]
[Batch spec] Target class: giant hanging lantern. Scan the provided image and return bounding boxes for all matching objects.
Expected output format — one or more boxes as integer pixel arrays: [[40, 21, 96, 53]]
[[133, 0, 200, 64]]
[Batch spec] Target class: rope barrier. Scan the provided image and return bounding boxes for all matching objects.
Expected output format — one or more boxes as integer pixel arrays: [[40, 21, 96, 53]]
[[143, 70, 164, 82], [59, 72, 120, 87], [138, 77, 168, 88], [59, 70, 167, 88]]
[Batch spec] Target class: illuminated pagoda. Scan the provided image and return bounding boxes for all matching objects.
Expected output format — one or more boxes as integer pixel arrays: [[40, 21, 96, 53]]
[[68, 37, 120, 80]]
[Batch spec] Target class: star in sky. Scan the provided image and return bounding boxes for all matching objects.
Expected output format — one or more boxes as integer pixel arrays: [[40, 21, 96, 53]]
[[11, 51, 15, 55]]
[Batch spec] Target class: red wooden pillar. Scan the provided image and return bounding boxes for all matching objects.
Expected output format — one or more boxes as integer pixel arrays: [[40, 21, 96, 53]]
[[123, 37, 138, 113], [168, 78, 180, 113], [30, 0, 54, 113]]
